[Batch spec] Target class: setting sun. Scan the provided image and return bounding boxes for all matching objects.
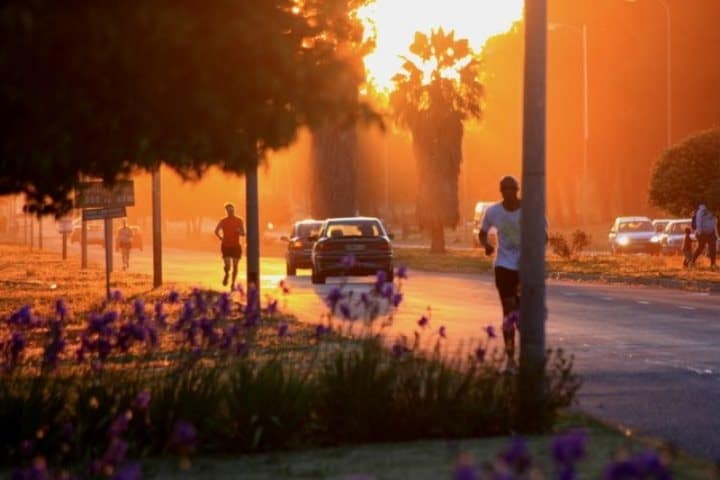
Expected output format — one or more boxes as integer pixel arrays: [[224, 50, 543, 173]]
[[359, 0, 524, 91]]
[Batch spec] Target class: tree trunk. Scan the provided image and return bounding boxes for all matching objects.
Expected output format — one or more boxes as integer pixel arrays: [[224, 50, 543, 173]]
[[429, 221, 445, 253], [310, 122, 358, 218]]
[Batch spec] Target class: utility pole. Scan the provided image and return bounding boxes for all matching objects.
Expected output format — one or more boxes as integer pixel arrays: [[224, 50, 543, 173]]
[[518, 0, 548, 432], [38, 217, 43, 250], [152, 167, 162, 288], [246, 163, 260, 304]]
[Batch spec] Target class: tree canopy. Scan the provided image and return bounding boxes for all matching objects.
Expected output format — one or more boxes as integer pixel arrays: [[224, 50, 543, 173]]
[[390, 29, 483, 252], [0, 0, 373, 214], [649, 128, 720, 217]]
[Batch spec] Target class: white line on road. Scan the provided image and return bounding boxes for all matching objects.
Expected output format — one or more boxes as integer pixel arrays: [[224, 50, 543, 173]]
[[602, 297, 614, 301], [636, 300, 651, 305], [562, 292, 578, 297], [679, 306, 696, 311]]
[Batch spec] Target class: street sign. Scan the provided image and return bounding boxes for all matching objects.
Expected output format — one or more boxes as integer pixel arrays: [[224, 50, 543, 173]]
[[82, 206, 127, 222], [57, 217, 74, 234], [76, 180, 135, 208]]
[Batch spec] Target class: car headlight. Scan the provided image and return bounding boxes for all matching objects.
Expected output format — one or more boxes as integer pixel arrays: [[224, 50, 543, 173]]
[[650, 235, 660, 243], [617, 235, 630, 246]]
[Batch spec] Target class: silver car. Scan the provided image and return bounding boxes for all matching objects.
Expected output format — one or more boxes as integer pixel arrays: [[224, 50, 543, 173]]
[[608, 216, 661, 255], [659, 219, 693, 255]]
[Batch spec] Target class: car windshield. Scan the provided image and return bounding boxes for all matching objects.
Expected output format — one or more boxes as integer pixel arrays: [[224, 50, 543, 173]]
[[653, 221, 669, 232], [669, 222, 690, 234], [294, 222, 322, 238], [618, 221, 653, 232], [323, 220, 384, 238]]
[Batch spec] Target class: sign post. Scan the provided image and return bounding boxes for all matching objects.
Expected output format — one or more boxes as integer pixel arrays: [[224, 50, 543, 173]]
[[77, 181, 134, 299], [57, 218, 73, 260]]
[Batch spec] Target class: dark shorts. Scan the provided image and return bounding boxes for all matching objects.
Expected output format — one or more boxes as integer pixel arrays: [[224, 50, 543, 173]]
[[221, 244, 242, 260], [495, 266, 520, 313]]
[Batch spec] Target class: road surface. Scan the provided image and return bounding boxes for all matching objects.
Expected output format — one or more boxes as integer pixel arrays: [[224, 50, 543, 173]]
[[40, 238, 720, 459]]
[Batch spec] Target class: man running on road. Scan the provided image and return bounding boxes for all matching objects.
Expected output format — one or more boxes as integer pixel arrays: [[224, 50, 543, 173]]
[[478, 176, 523, 372], [214, 202, 245, 290]]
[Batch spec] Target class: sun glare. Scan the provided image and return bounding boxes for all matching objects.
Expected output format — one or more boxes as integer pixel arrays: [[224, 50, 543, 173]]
[[359, 0, 524, 92]]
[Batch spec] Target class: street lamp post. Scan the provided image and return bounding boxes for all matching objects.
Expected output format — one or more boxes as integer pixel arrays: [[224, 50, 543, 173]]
[[549, 23, 589, 218], [625, 0, 672, 147]]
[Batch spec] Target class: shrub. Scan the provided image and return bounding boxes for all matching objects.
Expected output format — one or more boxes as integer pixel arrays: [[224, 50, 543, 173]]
[[549, 230, 592, 259]]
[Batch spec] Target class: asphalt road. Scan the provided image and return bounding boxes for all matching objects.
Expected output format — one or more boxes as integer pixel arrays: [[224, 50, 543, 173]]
[[43, 238, 720, 459]]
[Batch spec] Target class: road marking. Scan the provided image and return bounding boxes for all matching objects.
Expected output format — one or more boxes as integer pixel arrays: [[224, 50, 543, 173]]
[[562, 292, 578, 297], [602, 296, 614, 301], [679, 306, 696, 311], [636, 300, 651, 305]]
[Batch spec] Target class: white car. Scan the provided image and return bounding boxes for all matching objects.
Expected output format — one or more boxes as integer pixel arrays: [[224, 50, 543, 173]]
[[608, 216, 661, 255], [659, 219, 693, 255]]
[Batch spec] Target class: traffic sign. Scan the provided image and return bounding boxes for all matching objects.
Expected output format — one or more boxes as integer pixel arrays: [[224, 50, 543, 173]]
[[82, 206, 127, 222], [76, 180, 134, 208], [57, 217, 74, 234]]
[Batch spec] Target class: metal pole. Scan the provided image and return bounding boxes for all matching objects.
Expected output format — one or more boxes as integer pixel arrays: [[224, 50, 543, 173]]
[[384, 134, 390, 216], [152, 168, 163, 288], [81, 219, 88, 269], [661, 0, 671, 146], [62, 232, 68, 260], [38, 217, 43, 250], [518, 0, 547, 433], [29, 216, 34, 251], [104, 218, 112, 300], [246, 164, 260, 298], [581, 24, 590, 218]]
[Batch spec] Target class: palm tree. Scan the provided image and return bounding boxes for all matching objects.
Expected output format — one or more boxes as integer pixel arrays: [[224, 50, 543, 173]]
[[390, 29, 483, 253]]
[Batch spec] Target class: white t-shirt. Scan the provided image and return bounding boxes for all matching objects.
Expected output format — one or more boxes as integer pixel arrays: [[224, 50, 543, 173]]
[[481, 202, 521, 271]]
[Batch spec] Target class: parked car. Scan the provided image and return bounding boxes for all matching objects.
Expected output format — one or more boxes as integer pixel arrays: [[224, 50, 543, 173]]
[[471, 201, 497, 248], [652, 218, 674, 234], [70, 222, 104, 245], [608, 216, 661, 255], [311, 217, 394, 285], [659, 219, 693, 255], [282, 219, 323, 276]]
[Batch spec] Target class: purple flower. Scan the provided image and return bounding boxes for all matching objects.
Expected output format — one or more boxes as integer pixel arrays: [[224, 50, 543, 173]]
[[9, 305, 32, 326], [453, 464, 478, 480], [374, 270, 387, 292], [381, 282, 394, 299], [111, 290, 123, 302], [112, 462, 142, 480], [417, 315, 429, 328], [167, 290, 180, 304], [170, 420, 197, 452], [267, 299, 278, 315], [108, 412, 130, 437], [216, 293, 232, 318], [153, 301, 167, 326], [339, 304, 352, 320], [474, 347, 486, 362], [315, 324, 331, 338], [552, 429, 587, 466], [134, 391, 151, 410], [503, 311, 519, 333], [391, 343, 409, 358], [485, 325, 496, 339], [133, 299, 145, 321], [9, 331, 26, 362], [55, 299, 68, 321], [340, 254, 357, 269], [396, 265, 408, 279], [438, 326, 447, 338], [499, 437, 532, 473], [192, 289, 207, 314], [391, 293, 403, 307], [325, 287, 343, 310], [277, 323, 289, 337]]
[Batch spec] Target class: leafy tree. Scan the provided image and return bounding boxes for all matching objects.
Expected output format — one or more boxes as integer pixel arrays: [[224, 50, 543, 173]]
[[309, 0, 374, 219], [390, 29, 483, 253], [0, 0, 374, 215], [649, 128, 720, 216]]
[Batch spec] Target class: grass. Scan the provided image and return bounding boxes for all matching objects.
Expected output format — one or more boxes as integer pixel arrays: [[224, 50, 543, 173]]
[[133, 412, 717, 479], [395, 247, 720, 291]]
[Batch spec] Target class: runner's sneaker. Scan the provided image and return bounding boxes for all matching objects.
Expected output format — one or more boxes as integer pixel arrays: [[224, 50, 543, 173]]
[[222, 272, 229, 286]]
